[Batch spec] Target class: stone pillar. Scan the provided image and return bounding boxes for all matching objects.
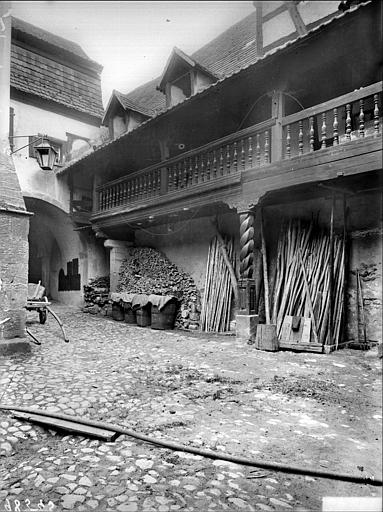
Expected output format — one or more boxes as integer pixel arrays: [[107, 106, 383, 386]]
[[236, 208, 259, 339], [0, 3, 31, 354], [104, 239, 133, 292]]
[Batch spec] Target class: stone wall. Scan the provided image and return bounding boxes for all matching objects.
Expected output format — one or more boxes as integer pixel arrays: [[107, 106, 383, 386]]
[[346, 229, 382, 345], [0, 151, 30, 339]]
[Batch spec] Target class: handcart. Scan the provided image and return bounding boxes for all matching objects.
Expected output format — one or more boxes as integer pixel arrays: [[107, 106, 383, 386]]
[[25, 282, 69, 343]]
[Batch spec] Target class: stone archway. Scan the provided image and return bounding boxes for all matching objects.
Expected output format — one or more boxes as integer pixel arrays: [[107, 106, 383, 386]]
[[24, 197, 84, 304]]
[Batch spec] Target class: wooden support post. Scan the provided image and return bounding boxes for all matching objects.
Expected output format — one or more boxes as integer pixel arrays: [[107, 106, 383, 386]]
[[271, 91, 285, 163]]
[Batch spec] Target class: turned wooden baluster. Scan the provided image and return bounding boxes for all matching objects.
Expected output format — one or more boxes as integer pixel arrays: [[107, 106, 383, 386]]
[[309, 116, 314, 152], [374, 94, 380, 135], [212, 149, 217, 178], [157, 169, 161, 193], [138, 176, 143, 198], [104, 189, 108, 209], [346, 103, 352, 141], [206, 153, 211, 181], [123, 183, 127, 203], [233, 141, 238, 172], [194, 156, 199, 184], [226, 145, 231, 174], [188, 157, 193, 186], [127, 181, 131, 200], [256, 133, 261, 166], [359, 99, 365, 138], [298, 121, 304, 155], [178, 162, 183, 188], [239, 211, 254, 279], [321, 112, 327, 148], [147, 172, 152, 196], [117, 185, 121, 205], [134, 178, 139, 199], [286, 125, 291, 159], [200, 156, 205, 182], [98, 191, 102, 211], [248, 136, 253, 167], [333, 108, 339, 145], [219, 147, 224, 176], [264, 130, 270, 164], [183, 159, 188, 187], [111, 187, 115, 207], [240, 139, 245, 170], [145, 174, 149, 196]]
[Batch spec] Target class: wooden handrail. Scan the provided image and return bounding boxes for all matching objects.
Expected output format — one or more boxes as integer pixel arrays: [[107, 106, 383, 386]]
[[282, 82, 382, 127], [96, 117, 276, 191]]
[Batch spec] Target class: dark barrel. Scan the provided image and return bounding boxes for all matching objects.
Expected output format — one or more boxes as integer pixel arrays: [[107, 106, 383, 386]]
[[112, 302, 124, 321], [123, 304, 136, 324], [136, 306, 151, 327], [151, 302, 177, 330]]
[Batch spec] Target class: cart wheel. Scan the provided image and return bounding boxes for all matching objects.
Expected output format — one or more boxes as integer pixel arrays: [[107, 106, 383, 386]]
[[39, 310, 47, 324]]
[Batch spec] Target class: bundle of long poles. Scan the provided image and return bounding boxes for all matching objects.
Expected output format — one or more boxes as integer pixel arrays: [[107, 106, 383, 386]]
[[200, 236, 236, 332], [271, 219, 345, 349]]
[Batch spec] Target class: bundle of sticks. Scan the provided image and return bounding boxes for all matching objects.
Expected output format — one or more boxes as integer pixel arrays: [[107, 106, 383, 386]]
[[200, 236, 236, 332], [271, 219, 345, 348]]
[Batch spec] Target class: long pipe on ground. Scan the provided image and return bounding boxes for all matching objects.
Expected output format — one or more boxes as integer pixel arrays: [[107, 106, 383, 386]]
[[0, 405, 381, 487]]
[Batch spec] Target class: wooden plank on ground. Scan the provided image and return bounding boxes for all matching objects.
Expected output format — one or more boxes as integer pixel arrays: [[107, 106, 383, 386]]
[[12, 411, 118, 441], [278, 342, 323, 353]]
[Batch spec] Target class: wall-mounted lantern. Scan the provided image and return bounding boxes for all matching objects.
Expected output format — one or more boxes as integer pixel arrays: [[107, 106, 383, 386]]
[[9, 135, 57, 171], [34, 140, 58, 170]]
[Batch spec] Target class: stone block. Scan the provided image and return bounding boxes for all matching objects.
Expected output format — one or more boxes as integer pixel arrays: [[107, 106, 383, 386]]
[[0, 338, 31, 356], [236, 314, 259, 340]]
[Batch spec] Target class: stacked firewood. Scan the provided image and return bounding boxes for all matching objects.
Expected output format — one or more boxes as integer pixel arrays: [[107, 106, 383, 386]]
[[200, 236, 236, 332], [271, 219, 345, 348], [116, 247, 201, 329], [83, 276, 110, 314]]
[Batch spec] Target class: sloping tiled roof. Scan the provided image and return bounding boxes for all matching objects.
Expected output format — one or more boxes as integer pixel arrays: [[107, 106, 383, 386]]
[[114, 90, 153, 117], [10, 21, 104, 119], [121, 78, 167, 117], [12, 17, 98, 66], [192, 11, 260, 79]]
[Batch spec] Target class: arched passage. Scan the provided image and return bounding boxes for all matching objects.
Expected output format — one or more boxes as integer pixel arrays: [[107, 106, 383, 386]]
[[25, 197, 87, 305]]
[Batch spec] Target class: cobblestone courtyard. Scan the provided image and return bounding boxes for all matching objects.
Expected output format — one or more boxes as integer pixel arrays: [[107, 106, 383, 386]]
[[0, 305, 382, 511]]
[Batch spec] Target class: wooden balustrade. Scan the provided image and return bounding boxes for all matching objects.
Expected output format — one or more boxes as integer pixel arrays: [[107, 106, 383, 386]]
[[96, 119, 273, 212], [282, 81, 381, 159], [96, 82, 381, 213]]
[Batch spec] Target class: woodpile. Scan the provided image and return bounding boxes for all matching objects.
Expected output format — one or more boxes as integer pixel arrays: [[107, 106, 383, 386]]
[[83, 276, 110, 314], [200, 236, 236, 332], [271, 219, 345, 349], [116, 247, 201, 329]]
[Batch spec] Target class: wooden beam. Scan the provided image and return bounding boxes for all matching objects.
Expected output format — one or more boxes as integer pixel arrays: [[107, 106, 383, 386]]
[[286, 2, 308, 36], [12, 411, 119, 441]]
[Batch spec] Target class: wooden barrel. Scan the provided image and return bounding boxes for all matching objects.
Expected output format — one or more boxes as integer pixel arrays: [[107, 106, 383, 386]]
[[123, 304, 136, 324], [136, 307, 151, 327], [151, 302, 177, 330], [112, 302, 124, 321]]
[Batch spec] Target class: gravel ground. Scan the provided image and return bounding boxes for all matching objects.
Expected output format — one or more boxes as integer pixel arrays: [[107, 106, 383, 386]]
[[0, 304, 381, 512]]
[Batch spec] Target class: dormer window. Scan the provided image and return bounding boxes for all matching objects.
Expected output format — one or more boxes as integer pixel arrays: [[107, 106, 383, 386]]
[[102, 90, 152, 140], [169, 71, 192, 105], [158, 47, 217, 108]]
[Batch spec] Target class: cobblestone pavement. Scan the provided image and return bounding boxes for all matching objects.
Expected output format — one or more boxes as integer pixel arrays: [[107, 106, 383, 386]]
[[0, 305, 382, 512]]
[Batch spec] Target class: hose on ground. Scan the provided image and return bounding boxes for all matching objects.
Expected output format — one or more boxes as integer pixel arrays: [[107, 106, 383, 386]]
[[0, 405, 381, 486]]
